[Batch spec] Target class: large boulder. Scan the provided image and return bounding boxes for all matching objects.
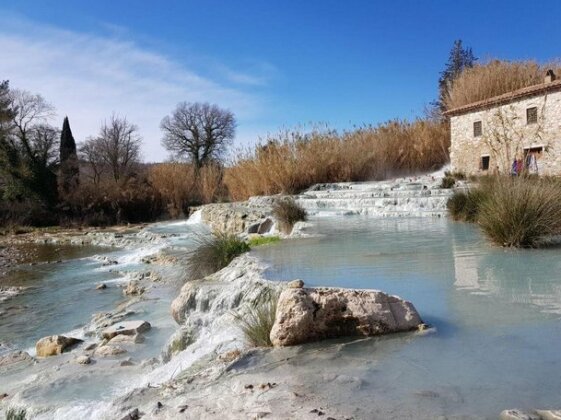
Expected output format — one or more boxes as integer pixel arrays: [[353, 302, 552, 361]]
[[270, 287, 423, 347], [35, 335, 83, 357], [102, 320, 151, 340], [200, 203, 270, 235]]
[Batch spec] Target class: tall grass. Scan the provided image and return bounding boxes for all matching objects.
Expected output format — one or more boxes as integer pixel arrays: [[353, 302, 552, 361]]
[[148, 163, 226, 217], [187, 232, 250, 278], [225, 120, 449, 200], [445, 60, 561, 110], [447, 188, 488, 222], [478, 178, 561, 247], [448, 177, 561, 247], [234, 291, 278, 347], [272, 198, 307, 234]]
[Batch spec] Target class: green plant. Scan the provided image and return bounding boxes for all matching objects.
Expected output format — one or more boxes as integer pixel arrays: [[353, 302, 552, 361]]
[[247, 235, 281, 247], [6, 407, 27, 420], [444, 170, 466, 180], [187, 232, 250, 278], [478, 178, 561, 247], [272, 198, 307, 234], [447, 188, 488, 222], [440, 175, 456, 189], [234, 291, 278, 347]]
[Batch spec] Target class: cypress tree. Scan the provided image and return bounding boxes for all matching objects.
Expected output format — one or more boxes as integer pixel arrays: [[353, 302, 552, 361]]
[[58, 116, 79, 196], [436, 40, 477, 116]]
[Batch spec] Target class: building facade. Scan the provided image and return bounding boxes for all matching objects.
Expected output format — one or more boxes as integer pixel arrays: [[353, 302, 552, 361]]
[[446, 72, 561, 176]]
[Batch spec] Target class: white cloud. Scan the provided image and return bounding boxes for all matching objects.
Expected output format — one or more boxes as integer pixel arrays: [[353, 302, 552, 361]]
[[0, 16, 272, 161]]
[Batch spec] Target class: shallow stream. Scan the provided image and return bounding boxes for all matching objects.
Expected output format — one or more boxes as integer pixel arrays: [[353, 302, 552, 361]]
[[253, 216, 561, 418]]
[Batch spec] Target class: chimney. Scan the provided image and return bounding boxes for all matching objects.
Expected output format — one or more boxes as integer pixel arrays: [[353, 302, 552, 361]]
[[545, 69, 557, 83]]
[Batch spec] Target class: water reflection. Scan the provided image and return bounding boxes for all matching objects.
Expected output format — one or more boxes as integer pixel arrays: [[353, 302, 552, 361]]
[[253, 215, 561, 417], [450, 225, 561, 316]]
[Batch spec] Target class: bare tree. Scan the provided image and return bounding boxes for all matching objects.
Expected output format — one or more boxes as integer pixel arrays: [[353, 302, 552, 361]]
[[0, 88, 58, 203], [482, 98, 547, 174], [160, 102, 235, 169], [31, 124, 60, 169], [79, 137, 104, 185], [82, 115, 142, 183]]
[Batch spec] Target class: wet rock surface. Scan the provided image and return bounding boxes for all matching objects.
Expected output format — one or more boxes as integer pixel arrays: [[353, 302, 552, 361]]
[[0, 351, 34, 369], [101, 320, 151, 340], [270, 287, 423, 346], [35, 335, 83, 357], [200, 202, 272, 235]]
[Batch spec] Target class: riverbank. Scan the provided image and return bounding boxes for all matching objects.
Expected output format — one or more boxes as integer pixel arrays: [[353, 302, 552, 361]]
[[4, 169, 561, 419]]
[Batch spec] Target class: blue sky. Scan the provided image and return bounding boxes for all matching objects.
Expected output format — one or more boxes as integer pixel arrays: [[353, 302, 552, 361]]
[[1, 0, 560, 161]]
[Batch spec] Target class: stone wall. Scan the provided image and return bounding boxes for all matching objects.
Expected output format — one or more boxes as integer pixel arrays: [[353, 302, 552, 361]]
[[450, 90, 561, 176]]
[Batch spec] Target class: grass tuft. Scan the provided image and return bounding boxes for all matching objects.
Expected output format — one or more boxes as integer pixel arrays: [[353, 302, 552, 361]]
[[187, 232, 250, 279], [247, 235, 281, 247], [478, 178, 561, 247], [272, 198, 307, 234], [448, 177, 561, 247], [6, 408, 27, 420], [447, 188, 488, 222], [234, 291, 279, 348], [440, 176, 456, 189]]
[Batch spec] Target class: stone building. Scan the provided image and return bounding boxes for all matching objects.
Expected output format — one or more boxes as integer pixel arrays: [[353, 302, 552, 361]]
[[446, 70, 561, 176]]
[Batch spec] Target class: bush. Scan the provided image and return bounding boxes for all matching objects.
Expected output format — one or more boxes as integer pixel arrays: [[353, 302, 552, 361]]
[[272, 198, 307, 234], [440, 175, 456, 189], [234, 291, 278, 347], [447, 188, 488, 222], [6, 408, 27, 420], [444, 170, 466, 180], [478, 178, 561, 247], [187, 232, 250, 278]]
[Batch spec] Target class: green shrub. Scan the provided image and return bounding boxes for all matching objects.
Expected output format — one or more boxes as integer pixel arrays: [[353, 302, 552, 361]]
[[478, 178, 561, 247], [187, 232, 250, 278], [247, 235, 281, 247], [272, 198, 307, 234], [235, 291, 278, 347], [440, 175, 456, 189], [444, 170, 466, 180], [6, 408, 27, 420], [447, 188, 488, 222]]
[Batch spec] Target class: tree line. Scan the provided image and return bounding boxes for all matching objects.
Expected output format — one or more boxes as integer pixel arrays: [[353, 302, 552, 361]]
[[0, 80, 236, 226]]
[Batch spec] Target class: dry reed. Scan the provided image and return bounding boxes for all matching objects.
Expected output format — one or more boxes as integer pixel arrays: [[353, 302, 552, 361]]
[[445, 60, 561, 110], [225, 120, 449, 201]]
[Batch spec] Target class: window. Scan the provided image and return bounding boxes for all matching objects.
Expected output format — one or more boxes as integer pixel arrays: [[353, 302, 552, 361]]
[[481, 155, 490, 171], [473, 121, 482, 137], [527, 107, 538, 124]]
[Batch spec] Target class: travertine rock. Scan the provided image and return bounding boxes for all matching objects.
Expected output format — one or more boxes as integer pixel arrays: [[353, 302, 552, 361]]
[[95, 345, 126, 357], [270, 287, 423, 347], [35, 335, 83, 357], [102, 320, 151, 340], [0, 350, 33, 368]]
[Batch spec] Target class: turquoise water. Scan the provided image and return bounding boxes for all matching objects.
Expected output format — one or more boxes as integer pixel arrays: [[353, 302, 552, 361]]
[[0, 245, 123, 351], [253, 217, 561, 418]]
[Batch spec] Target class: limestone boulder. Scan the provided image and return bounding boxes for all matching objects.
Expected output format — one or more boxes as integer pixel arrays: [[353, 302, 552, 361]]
[[123, 281, 145, 296], [270, 287, 423, 347], [95, 345, 127, 357], [102, 320, 151, 340], [108, 334, 144, 344], [35, 335, 83, 357], [0, 350, 33, 369]]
